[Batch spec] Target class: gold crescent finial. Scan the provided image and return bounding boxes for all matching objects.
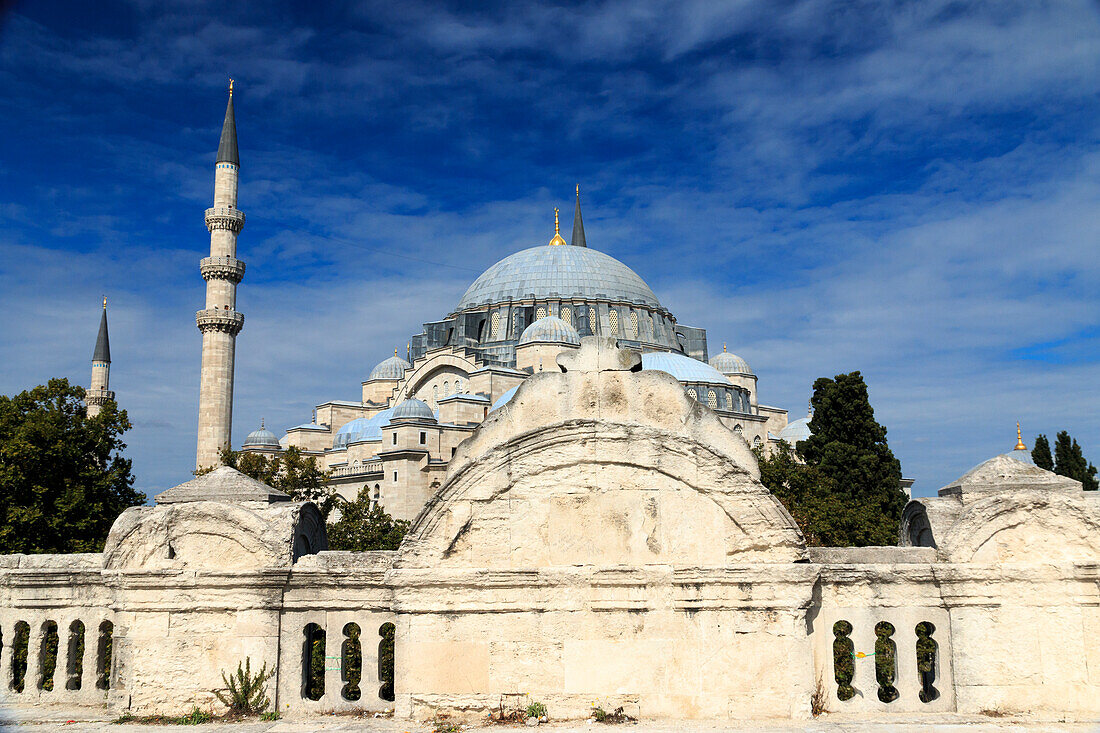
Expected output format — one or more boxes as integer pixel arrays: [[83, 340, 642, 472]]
[[576, 184, 580, 196], [229, 78, 234, 97], [102, 296, 107, 309], [1015, 422, 1026, 451], [548, 207, 567, 245], [723, 342, 727, 352], [394, 347, 398, 358]]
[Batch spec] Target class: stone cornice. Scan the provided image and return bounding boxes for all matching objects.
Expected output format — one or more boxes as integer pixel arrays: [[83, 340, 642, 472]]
[[204, 207, 245, 233], [199, 256, 246, 283]]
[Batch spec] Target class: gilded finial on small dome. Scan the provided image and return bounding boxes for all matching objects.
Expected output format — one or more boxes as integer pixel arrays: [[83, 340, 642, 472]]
[[260, 417, 265, 429], [1015, 422, 1027, 451], [229, 78, 234, 97], [723, 343, 727, 352], [549, 207, 567, 246], [102, 296, 107, 309]]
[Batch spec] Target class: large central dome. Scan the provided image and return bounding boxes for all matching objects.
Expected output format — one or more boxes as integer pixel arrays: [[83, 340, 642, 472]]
[[454, 245, 663, 313]]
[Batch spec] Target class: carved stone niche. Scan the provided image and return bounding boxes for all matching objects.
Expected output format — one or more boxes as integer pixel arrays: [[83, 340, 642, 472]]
[[103, 466, 327, 571]]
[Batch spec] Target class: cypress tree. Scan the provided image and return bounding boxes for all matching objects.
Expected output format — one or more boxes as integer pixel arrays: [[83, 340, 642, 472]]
[[1054, 431, 1098, 491], [1032, 434, 1053, 470]]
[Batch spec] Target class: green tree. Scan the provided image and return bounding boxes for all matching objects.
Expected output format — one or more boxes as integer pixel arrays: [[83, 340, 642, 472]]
[[327, 492, 409, 551], [754, 442, 851, 546], [1053, 431, 1098, 491], [210, 446, 335, 513], [795, 371, 907, 546], [1032, 434, 1054, 471], [0, 379, 144, 553]]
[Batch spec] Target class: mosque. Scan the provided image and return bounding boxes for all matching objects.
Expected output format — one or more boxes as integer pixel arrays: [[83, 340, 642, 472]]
[[238, 205, 808, 519]]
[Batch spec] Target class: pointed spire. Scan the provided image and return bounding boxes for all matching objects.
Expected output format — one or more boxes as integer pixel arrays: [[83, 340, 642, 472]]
[[549, 207, 567, 246], [570, 184, 587, 247], [260, 417, 265, 430], [93, 298, 111, 363], [216, 79, 239, 166], [1015, 422, 1027, 451]]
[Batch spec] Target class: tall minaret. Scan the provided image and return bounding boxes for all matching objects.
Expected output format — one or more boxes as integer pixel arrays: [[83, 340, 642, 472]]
[[195, 80, 246, 469], [86, 297, 114, 418]]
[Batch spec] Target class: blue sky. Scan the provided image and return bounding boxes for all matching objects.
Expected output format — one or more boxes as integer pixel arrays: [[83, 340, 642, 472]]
[[1, 0, 1099, 499]]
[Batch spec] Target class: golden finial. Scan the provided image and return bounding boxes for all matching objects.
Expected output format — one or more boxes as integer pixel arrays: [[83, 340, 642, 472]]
[[102, 295, 107, 309], [229, 78, 234, 97], [548, 207, 567, 246], [576, 184, 580, 197], [394, 347, 398, 358], [723, 342, 727, 352], [1015, 422, 1026, 451], [260, 417, 265, 429]]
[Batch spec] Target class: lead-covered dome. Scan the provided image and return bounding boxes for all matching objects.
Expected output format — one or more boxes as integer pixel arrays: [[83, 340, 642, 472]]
[[710, 349, 753, 376], [455, 246, 662, 312], [243, 422, 280, 448], [519, 316, 581, 346], [333, 408, 395, 449], [641, 351, 732, 385], [392, 398, 437, 422], [369, 354, 411, 381]]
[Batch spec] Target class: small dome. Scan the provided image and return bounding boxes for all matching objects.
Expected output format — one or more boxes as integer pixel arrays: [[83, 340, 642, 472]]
[[333, 408, 395, 449], [710, 348, 753, 376], [519, 316, 581, 346], [777, 417, 811, 445], [243, 422, 280, 448], [368, 354, 411, 381], [391, 398, 437, 422], [489, 385, 519, 413], [641, 351, 732, 385]]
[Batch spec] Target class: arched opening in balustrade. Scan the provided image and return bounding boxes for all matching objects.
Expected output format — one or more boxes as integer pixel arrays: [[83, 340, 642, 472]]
[[11, 621, 29, 693], [831, 620, 855, 701], [66, 620, 85, 691], [341, 623, 362, 701], [874, 621, 899, 703], [95, 621, 113, 690], [378, 622, 395, 702], [916, 621, 939, 702], [303, 623, 325, 701], [39, 620, 59, 691]]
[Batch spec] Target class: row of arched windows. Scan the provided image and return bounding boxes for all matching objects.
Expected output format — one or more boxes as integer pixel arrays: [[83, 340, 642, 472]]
[[486, 304, 670, 342], [4, 619, 113, 693], [686, 385, 750, 414]]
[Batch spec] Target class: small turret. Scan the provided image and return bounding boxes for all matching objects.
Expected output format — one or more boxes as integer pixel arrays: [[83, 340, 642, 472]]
[[87, 297, 114, 417]]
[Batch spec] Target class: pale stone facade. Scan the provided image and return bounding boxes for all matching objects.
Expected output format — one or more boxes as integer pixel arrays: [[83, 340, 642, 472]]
[[4, 339, 1099, 723]]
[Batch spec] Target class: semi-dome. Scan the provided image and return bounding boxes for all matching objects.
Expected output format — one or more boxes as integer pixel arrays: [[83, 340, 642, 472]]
[[243, 421, 280, 448], [641, 351, 732, 385], [710, 347, 753, 376], [455, 245, 662, 313], [392, 398, 437, 422], [519, 316, 581, 346], [333, 408, 395, 449], [369, 353, 411, 381], [777, 417, 811, 445]]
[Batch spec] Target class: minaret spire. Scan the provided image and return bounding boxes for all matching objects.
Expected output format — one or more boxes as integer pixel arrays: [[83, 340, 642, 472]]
[[86, 297, 114, 417], [570, 184, 587, 247], [195, 83, 246, 469]]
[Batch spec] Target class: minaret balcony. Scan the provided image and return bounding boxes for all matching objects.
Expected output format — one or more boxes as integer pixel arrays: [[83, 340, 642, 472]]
[[85, 388, 115, 407], [204, 207, 246, 233], [196, 308, 245, 335], [200, 256, 246, 283]]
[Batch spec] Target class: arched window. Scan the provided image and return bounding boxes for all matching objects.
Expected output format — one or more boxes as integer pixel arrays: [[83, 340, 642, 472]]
[[512, 311, 520, 337], [725, 393, 733, 410], [443, 380, 449, 395], [753, 435, 762, 447], [687, 387, 698, 401], [536, 306, 547, 320], [707, 390, 718, 409], [588, 307, 597, 333], [561, 307, 572, 326], [432, 384, 438, 406], [489, 312, 500, 340], [609, 310, 619, 336], [628, 311, 639, 338]]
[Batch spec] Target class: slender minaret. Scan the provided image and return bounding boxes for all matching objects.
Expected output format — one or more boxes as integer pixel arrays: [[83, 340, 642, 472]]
[[570, 184, 587, 247], [195, 80, 246, 469], [86, 297, 114, 417]]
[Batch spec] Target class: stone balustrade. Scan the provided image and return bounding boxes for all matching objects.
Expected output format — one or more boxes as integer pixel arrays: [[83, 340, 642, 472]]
[[204, 207, 245, 233], [330, 461, 383, 478], [199, 256, 246, 284], [195, 308, 244, 335]]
